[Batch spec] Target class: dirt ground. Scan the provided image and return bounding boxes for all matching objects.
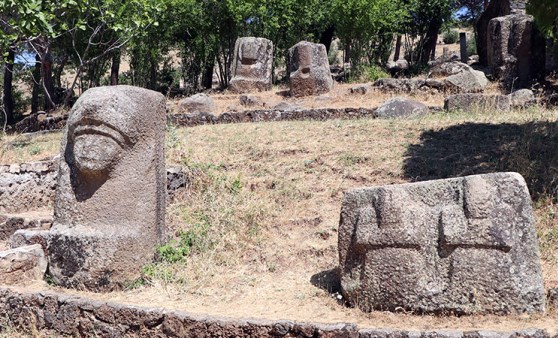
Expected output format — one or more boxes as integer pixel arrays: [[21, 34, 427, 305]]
[[2, 91, 558, 332]]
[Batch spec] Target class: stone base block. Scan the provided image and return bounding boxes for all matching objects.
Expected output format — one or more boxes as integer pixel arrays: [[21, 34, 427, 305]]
[[0, 244, 47, 284], [47, 228, 156, 291]]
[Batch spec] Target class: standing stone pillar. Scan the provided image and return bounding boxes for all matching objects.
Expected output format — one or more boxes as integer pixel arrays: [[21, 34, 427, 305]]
[[48, 85, 166, 291], [487, 14, 546, 90], [229, 37, 274, 93], [288, 41, 333, 97], [460, 32, 468, 63]]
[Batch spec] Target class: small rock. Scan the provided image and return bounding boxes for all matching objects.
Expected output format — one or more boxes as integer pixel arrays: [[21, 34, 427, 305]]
[[239, 94, 263, 107], [0, 244, 47, 284], [350, 85, 371, 95], [430, 61, 471, 77], [375, 97, 429, 119], [509, 89, 536, 108], [179, 93, 215, 113], [273, 102, 300, 111]]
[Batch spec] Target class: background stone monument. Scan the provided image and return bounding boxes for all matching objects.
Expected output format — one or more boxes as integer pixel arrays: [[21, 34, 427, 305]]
[[48, 85, 166, 291], [288, 41, 333, 97], [339, 172, 546, 314], [229, 37, 274, 93]]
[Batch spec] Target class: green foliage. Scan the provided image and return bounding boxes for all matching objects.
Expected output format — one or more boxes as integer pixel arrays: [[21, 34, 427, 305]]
[[333, 0, 406, 76], [157, 220, 211, 263], [352, 64, 390, 82], [528, 0, 558, 40], [442, 30, 459, 44], [467, 35, 477, 55]]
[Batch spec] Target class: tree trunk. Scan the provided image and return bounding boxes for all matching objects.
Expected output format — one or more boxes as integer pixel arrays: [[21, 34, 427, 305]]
[[2, 45, 15, 125], [420, 20, 441, 64], [110, 50, 121, 85], [148, 58, 157, 90], [394, 35, 402, 61], [54, 54, 68, 88], [41, 50, 56, 111], [319, 25, 335, 53], [202, 59, 214, 89], [31, 54, 41, 114]]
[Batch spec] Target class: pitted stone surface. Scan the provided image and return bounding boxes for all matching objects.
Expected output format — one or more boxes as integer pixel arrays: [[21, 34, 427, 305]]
[[0, 244, 47, 284], [48, 85, 167, 291], [487, 14, 546, 89], [229, 37, 274, 93], [339, 172, 545, 314], [288, 41, 333, 97], [444, 94, 511, 113]]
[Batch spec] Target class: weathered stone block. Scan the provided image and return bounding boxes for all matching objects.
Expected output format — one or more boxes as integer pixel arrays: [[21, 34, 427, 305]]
[[0, 244, 47, 284], [179, 93, 215, 113], [48, 85, 166, 291], [229, 37, 274, 93], [444, 94, 511, 113], [487, 14, 546, 89], [288, 41, 333, 97], [339, 172, 545, 314]]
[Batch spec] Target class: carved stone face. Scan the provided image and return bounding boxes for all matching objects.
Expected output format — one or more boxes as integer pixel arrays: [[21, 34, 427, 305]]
[[66, 94, 138, 177]]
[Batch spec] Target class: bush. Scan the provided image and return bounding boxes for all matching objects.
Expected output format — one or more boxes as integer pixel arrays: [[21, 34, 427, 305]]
[[467, 35, 477, 55], [351, 64, 390, 82], [443, 30, 459, 44]]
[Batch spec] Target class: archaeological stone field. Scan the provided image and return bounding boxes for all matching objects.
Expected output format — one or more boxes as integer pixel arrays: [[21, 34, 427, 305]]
[[1, 0, 558, 336]]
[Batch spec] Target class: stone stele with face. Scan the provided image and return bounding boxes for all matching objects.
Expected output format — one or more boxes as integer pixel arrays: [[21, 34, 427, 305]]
[[48, 85, 166, 291]]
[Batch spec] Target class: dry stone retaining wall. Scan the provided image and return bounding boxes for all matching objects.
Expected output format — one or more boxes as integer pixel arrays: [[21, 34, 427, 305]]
[[0, 287, 554, 338], [0, 159, 189, 214]]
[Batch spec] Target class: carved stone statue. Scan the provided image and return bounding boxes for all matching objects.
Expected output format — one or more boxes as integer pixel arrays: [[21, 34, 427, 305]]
[[229, 37, 273, 93], [339, 173, 546, 314], [48, 85, 166, 291], [288, 41, 333, 97]]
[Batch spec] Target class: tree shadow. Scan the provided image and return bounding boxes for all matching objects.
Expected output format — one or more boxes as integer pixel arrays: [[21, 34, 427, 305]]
[[310, 267, 341, 294], [403, 121, 558, 201]]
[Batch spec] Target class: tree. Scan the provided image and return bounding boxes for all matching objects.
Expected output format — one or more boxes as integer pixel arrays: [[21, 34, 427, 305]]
[[528, 0, 558, 39], [333, 0, 407, 78]]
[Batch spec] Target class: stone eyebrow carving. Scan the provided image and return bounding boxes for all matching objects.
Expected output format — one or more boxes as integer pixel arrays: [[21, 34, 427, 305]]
[[70, 118, 132, 149]]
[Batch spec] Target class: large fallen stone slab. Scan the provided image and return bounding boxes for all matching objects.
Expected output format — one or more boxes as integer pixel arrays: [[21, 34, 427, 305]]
[[288, 41, 333, 97], [445, 67, 489, 93], [48, 85, 167, 291], [229, 37, 274, 93], [339, 172, 546, 314], [0, 244, 47, 284], [178, 93, 215, 113], [444, 93, 511, 113]]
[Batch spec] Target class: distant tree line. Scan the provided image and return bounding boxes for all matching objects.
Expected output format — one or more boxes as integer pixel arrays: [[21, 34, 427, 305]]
[[0, 0, 553, 126]]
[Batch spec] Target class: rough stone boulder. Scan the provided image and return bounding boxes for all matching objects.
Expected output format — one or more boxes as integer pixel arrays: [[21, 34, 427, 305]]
[[288, 41, 333, 97], [444, 93, 511, 113], [487, 14, 545, 89], [239, 94, 263, 107], [229, 37, 274, 93], [179, 93, 215, 113], [0, 244, 47, 284], [339, 172, 546, 314], [430, 61, 471, 77], [375, 97, 428, 119], [48, 85, 166, 291], [444, 67, 489, 93], [510, 89, 536, 108]]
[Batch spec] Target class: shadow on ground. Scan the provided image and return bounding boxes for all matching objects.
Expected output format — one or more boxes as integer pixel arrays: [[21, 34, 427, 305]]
[[403, 121, 558, 201], [310, 268, 341, 294]]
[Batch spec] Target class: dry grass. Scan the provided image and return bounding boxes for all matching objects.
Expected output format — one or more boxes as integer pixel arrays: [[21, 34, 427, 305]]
[[2, 101, 558, 331]]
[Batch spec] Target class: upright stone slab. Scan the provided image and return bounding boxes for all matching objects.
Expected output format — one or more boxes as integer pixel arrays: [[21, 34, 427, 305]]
[[288, 41, 333, 97], [339, 172, 545, 314], [229, 37, 273, 93], [48, 85, 166, 291], [487, 14, 546, 89]]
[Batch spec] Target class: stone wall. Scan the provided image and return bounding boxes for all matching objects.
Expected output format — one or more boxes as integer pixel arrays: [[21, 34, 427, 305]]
[[0, 160, 188, 214], [168, 108, 377, 127], [0, 287, 554, 338], [0, 161, 58, 213]]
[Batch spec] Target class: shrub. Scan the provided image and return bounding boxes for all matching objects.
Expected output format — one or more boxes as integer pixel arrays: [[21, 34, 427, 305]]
[[443, 30, 459, 44], [353, 64, 390, 82]]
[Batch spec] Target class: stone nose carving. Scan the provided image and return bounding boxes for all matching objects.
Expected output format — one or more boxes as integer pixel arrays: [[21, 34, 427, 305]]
[[339, 173, 545, 314]]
